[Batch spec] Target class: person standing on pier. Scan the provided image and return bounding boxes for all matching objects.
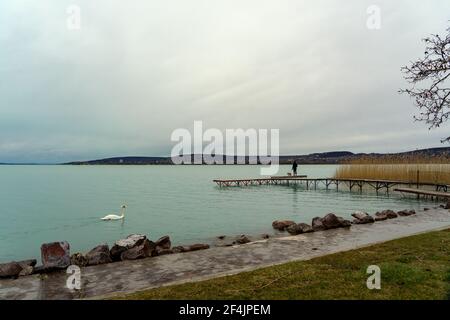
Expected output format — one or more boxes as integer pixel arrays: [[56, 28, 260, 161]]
[[292, 160, 298, 176]]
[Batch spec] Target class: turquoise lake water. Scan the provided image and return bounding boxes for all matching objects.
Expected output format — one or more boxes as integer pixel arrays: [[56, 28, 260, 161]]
[[0, 165, 434, 262]]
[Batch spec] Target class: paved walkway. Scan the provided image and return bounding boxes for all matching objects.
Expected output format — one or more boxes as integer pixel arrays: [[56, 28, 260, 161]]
[[1, 208, 449, 300]]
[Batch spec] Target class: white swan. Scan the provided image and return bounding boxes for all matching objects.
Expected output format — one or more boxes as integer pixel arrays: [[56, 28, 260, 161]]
[[101, 205, 127, 221]]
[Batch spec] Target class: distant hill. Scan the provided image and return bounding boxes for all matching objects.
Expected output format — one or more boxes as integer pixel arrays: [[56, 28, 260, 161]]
[[65, 147, 450, 165], [67, 156, 169, 165]]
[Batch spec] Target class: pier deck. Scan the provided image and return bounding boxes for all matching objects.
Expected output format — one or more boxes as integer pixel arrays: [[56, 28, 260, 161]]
[[394, 187, 450, 200]]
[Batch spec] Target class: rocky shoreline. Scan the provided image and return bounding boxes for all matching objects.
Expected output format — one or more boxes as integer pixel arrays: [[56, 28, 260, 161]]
[[1, 202, 449, 280]]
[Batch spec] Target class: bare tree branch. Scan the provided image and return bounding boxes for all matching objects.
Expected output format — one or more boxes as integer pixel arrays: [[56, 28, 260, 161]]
[[400, 26, 450, 143]]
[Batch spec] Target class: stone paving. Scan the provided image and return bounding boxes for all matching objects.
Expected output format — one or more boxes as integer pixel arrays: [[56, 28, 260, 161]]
[[1, 208, 449, 300]]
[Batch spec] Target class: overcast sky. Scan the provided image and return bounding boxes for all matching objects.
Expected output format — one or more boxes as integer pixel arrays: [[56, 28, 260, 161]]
[[0, 0, 449, 163]]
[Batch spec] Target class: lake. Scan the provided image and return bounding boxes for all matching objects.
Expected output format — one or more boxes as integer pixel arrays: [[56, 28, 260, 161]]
[[0, 164, 433, 262]]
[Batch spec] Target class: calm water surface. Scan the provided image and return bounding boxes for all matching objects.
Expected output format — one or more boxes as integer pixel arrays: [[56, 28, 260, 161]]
[[0, 165, 433, 262]]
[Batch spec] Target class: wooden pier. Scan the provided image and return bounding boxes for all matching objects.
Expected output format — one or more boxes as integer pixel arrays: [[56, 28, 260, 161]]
[[212, 175, 307, 187], [394, 187, 450, 200], [213, 176, 450, 194]]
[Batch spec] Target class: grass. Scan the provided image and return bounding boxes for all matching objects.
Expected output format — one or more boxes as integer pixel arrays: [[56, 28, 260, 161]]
[[113, 229, 450, 300]]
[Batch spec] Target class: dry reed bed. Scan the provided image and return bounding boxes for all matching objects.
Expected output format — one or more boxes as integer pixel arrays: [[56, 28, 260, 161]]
[[335, 154, 450, 184]]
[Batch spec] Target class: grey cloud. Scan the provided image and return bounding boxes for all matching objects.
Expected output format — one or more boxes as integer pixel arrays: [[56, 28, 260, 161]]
[[0, 0, 449, 162]]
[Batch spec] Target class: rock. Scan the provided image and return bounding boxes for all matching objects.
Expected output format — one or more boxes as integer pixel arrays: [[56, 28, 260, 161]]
[[375, 210, 398, 221], [261, 234, 270, 239], [70, 253, 88, 267], [351, 211, 375, 224], [116, 234, 147, 247], [156, 248, 173, 256], [110, 234, 152, 261], [374, 212, 388, 221], [337, 217, 352, 228], [120, 240, 155, 261], [444, 202, 450, 209], [234, 235, 251, 245], [424, 207, 430, 211], [286, 223, 313, 235], [172, 246, 186, 253], [32, 265, 49, 274], [188, 243, 210, 251], [322, 213, 351, 229], [313, 214, 350, 230], [397, 210, 407, 216], [120, 245, 147, 260], [384, 210, 398, 219], [272, 220, 296, 231], [321, 213, 342, 229], [155, 236, 171, 250], [173, 243, 210, 253], [18, 259, 37, 268], [312, 217, 325, 231], [214, 238, 235, 247], [41, 241, 70, 269], [217, 235, 226, 240], [0, 262, 23, 278], [351, 211, 367, 220], [86, 244, 112, 265], [397, 209, 416, 216], [18, 266, 34, 277]]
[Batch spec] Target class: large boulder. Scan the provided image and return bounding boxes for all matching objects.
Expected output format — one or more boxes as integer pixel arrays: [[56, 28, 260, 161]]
[[322, 213, 351, 229], [286, 223, 313, 235], [18, 259, 37, 268], [18, 259, 36, 276], [397, 209, 416, 217], [86, 244, 112, 265], [321, 213, 341, 229], [0, 259, 37, 278], [214, 237, 235, 247], [155, 236, 171, 250], [312, 214, 351, 231], [172, 246, 186, 253], [0, 262, 23, 278], [374, 210, 398, 221], [110, 234, 154, 261], [272, 220, 296, 231], [187, 243, 210, 251], [384, 210, 398, 219], [156, 248, 174, 255], [312, 217, 325, 231], [337, 217, 352, 228], [173, 243, 210, 253], [70, 253, 88, 267], [351, 211, 375, 224], [41, 241, 70, 269], [374, 212, 388, 221], [120, 240, 155, 261], [19, 266, 34, 277], [234, 235, 251, 245]]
